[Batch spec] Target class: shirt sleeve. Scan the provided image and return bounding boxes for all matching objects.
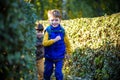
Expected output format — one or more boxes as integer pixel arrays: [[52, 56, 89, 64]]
[[64, 34, 71, 55], [42, 31, 55, 46]]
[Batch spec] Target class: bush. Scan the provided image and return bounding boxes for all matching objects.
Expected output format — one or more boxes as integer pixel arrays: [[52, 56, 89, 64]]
[[0, 0, 38, 80], [40, 13, 120, 80]]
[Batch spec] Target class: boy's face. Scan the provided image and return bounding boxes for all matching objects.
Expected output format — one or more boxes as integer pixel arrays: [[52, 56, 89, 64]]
[[36, 30, 43, 38], [49, 17, 61, 27]]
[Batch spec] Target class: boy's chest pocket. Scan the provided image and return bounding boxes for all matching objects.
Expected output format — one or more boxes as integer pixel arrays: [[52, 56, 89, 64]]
[[49, 33, 58, 39], [49, 32, 63, 39]]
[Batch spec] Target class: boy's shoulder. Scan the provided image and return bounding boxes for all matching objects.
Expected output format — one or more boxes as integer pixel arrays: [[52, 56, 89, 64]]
[[44, 25, 51, 33], [45, 25, 51, 30]]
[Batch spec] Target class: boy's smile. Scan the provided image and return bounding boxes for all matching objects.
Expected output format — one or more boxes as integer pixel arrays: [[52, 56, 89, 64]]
[[49, 17, 61, 27]]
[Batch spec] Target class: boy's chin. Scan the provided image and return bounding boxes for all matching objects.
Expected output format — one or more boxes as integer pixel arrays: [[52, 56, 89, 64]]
[[38, 36, 42, 38], [52, 25, 58, 27]]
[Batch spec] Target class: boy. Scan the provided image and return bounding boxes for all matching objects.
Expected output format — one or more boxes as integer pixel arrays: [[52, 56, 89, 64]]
[[35, 23, 44, 80], [42, 9, 71, 80]]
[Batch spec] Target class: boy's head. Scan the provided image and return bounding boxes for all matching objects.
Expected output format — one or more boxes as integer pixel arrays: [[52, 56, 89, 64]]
[[35, 23, 44, 33], [48, 9, 62, 19], [48, 9, 62, 27], [35, 23, 44, 38]]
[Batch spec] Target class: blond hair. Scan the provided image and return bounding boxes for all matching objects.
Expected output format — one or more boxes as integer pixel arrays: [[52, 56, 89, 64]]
[[48, 9, 62, 19]]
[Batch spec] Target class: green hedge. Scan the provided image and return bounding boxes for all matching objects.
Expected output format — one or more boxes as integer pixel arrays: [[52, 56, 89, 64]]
[[40, 13, 120, 80], [0, 1, 37, 80]]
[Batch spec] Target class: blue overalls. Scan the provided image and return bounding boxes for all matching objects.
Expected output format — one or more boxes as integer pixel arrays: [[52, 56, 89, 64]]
[[44, 25, 66, 80]]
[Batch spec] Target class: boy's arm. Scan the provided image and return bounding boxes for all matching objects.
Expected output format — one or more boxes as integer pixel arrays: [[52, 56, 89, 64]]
[[64, 34, 71, 55], [42, 32, 55, 46]]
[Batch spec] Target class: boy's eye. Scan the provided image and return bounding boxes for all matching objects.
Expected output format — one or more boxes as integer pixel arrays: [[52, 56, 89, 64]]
[[51, 19, 59, 21], [36, 30, 42, 33]]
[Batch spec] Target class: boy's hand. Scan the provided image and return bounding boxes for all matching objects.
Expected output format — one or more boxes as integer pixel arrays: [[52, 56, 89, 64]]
[[54, 36, 61, 42]]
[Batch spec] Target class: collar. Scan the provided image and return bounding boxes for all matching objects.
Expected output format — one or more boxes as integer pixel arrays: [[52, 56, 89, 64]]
[[50, 24, 61, 30]]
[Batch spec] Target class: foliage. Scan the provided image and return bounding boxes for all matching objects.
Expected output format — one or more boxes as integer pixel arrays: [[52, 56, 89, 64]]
[[40, 13, 120, 80], [66, 0, 120, 18], [30, 0, 120, 19], [64, 13, 120, 80], [0, 0, 119, 79], [31, 0, 62, 19], [0, 0, 38, 80]]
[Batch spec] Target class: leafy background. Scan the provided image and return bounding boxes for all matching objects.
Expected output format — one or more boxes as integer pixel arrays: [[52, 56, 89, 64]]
[[40, 13, 120, 80], [0, 0, 37, 80], [0, 0, 120, 80]]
